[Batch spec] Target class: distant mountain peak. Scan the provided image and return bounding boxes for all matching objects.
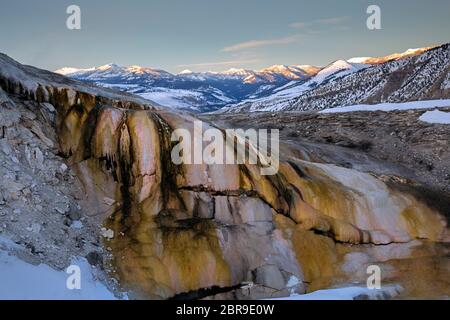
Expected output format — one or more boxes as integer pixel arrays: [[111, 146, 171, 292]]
[[178, 69, 193, 75], [328, 59, 353, 67], [54, 66, 95, 75], [126, 65, 147, 72], [261, 64, 289, 72], [346, 57, 372, 64], [221, 68, 252, 76], [347, 46, 435, 64], [295, 65, 322, 74], [55, 63, 173, 78], [97, 63, 119, 71]]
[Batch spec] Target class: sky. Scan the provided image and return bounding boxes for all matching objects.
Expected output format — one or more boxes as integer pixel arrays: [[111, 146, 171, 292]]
[[0, 0, 449, 73]]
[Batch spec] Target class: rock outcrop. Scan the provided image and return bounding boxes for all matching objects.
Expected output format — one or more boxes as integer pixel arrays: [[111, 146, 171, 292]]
[[0, 53, 448, 299]]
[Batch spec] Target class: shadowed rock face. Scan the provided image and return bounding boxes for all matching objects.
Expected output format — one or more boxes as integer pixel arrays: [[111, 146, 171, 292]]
[[0, 53, 448, 299]]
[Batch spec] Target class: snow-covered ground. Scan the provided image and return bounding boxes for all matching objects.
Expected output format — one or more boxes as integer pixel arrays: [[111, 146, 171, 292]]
[[0, 236, 117, 300], [419, 109, 450, 124], [320, 99, 450, 114], [139, 88, 205, 110], [270, 285, 403, 300]]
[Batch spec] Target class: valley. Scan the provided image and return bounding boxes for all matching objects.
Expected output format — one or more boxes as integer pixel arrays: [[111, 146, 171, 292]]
[[56, 64, 319, 113]]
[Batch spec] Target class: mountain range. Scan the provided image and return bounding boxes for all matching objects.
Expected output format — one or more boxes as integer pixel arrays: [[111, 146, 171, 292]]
[[56, 63, 320, 112], [56, 46, 448, 113], [225, 45, 449, 113]]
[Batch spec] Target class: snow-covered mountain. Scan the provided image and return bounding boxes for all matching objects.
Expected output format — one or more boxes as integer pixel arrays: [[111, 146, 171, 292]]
[[218, 60, 369, 113], [243, 65, 320, 84], [347, 47, 433, 65], [56, 64, 320, 112], [220, 45, 449, 113], [57, 45, 444, 113]]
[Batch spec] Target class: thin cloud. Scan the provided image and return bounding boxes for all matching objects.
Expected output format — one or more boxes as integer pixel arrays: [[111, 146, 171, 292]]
[[221, 35, 300, 52], [177, 58, 262, 68], [290, 16, 349, 29], [315, 16, 349, 25], [289, 22, 308, 29]]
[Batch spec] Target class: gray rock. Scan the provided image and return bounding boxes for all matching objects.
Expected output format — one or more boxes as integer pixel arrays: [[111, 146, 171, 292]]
[[41, 102, 56, 113], [34, 147, 44, 168], [100, 228, 114, 239], [59, 163, 68, 173], [195, 192, 214, 219], [254, 265, 286, 291], [55, 205, 69, 214], [26, 223, 41, 233], [86, 251, 103, 268], [214, 196, 235, 225], [0, 139, 12, 156], [67, 205, 82, 221]]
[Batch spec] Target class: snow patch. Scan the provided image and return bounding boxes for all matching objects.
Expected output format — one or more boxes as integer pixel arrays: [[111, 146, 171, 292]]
[[0, 236, 117, 300], [320, 100, 450, 114], [419, 109, 450, 124], [269, 285, 403, 300], [347, 57, 372, 64], [54, 67, 95, 75], [139, 88, 205, 110]]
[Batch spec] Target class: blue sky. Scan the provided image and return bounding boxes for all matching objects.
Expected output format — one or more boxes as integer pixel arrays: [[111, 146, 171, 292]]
[[1, 0, 449, 73]]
